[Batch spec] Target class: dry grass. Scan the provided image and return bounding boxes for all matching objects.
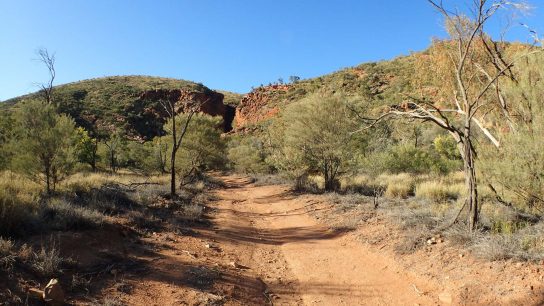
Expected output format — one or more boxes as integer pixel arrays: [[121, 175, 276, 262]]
[[181, 204, 205, 222], [0, 171, 41, 236], [340, 175, 385, 196], [61, 172, 169, 194], [378, 173, 415, 199], [251, 174, 292, 186], [31, 238, 67, 277], [0, 237, 15, 271], [415, 181, 464, 202], [41, 198, 105, 230]]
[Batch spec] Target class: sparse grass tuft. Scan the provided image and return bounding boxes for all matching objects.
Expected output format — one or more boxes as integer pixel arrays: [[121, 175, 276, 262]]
[[181, 204, 205, 222], [31, 239, 66, 277], [0, 237, 16, 271]]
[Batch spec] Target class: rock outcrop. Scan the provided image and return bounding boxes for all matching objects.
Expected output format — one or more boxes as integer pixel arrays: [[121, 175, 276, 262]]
[[234, 85, 290, 131], [127, 89, 236, 140]]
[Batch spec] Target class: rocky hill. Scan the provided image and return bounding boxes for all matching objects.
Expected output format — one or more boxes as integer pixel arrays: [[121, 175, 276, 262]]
[[233, 54, 415, 132], [1, 76, 239, 140]]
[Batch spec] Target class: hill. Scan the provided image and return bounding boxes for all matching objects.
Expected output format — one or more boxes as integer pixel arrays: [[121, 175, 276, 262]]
[[234, 54, 415, 131], [1, 75, 239, 140]]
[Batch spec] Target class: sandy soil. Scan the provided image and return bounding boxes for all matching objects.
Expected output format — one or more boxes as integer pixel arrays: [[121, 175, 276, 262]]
[[49, 174, 544, 305]]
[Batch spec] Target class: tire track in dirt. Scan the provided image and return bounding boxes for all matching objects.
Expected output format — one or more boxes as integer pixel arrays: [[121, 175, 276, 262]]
[[211, 175, 438, 305]]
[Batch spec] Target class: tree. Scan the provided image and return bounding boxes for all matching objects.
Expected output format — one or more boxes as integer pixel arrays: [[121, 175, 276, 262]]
[[102, 131, 125, 173], [289, 76, 301, 84], [157, 91, 209, 197], [11, 100, 77, 194], [361, 0, 542, 230], [272, 93, 363, 191], [36, 48, 56, 106], [167, 114, 225, 185], [74, 127, 100, 171]]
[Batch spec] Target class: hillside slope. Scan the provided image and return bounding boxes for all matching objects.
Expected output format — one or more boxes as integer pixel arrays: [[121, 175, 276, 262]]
[[1, 76, 239, 140], [234, 54, 415, 132]]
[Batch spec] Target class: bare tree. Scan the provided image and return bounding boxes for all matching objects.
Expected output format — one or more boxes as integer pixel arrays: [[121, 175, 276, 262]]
[[357, 0, 542, 231], [36, 48, 56, 105], [158, 91, 209, 197]]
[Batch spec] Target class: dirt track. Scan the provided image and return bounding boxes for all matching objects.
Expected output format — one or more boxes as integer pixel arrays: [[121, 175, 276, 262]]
[[115, 174, 544, 306], [209, 175, 437, 305]]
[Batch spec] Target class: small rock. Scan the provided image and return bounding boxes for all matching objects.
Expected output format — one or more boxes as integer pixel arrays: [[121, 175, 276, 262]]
[[43, 279, 64, 306], [28, 288, 44, 300], [229, 261, 242, 269], [438, 291, 453, 304], [459, 254, 464, 258], [516, 262, 524, 268]]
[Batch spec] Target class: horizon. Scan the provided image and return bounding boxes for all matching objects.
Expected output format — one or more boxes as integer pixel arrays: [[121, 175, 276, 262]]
[[1, 0, 543, 101]]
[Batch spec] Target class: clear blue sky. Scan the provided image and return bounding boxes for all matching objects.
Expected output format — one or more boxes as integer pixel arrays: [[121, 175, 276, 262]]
[[1, 0, 542, 101]]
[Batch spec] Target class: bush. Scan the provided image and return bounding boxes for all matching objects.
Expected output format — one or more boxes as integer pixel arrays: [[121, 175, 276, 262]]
[[227, 136, 270, 174], [371, 143, 461, 175], [40, 198, 104, 231], [269, 93, 365, 191], [31, 239, 67, 277]]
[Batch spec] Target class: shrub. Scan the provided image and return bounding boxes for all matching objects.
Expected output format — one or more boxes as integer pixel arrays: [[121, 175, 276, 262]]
[[31, 239, 66, 277], [227, 136, 270, 174], [269, 93, 365, 191], [40, 198, 104, 231], [181, 204, 204, 222], [340, 174, 385, 196], [11, 100, 78, 194], [0, 237, 15, 271]]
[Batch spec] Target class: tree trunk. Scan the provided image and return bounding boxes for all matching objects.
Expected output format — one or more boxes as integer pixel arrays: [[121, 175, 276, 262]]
[[459, 123, 479, 231], [110, 150, 116, 173], [170, 116, 177, 197], [463, 139, 479, 231], [170, 149, 176, 197], [91, 139, 98, 172], [46, 172, 51, 195]]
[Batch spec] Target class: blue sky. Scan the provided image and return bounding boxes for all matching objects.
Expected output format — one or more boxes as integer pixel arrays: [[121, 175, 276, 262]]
[[1, 1, 542, 101]]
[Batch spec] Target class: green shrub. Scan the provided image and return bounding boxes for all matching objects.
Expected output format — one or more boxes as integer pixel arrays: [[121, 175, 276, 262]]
[[227, 136, 270, 174]]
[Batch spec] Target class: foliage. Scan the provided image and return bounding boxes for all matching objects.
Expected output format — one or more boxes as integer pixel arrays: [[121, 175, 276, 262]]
[[164, 114, 226, 182], [3, 76, 236, 140], [0, 111, 14, 170], [74, 127, 100, 170], [433, 135, 460, 160], [371, 143, 460, 175], [269, 93, 364, 191], [100, 131, 127, 172], [227, 135, 270, 174], [480, 53, 544, 214], [10, 100, 78, 193]]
